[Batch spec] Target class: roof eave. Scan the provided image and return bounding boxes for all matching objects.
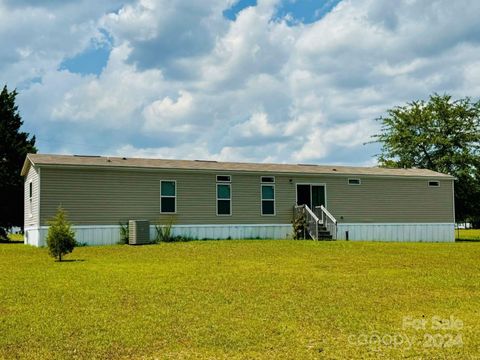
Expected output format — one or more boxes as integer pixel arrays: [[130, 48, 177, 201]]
[[31, 162, 455, 179], [20, 154, 35, 176]]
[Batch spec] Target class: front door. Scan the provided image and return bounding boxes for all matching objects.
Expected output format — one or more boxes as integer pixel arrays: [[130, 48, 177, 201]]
[[296, 184, 326, 209]]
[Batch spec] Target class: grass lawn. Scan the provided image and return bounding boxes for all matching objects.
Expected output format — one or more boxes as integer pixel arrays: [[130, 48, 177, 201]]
[[456, 229, 480, 241], [0, 241, 479, 359], [6, 233, 23, 243]]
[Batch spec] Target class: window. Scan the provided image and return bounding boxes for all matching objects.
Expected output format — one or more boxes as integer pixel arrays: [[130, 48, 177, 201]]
[[217, 183, 231, 215], [261, 176, 275, 183], [216, 175, 231, 182], [428, 180, 440, 187], [348, 178, 361, 185], [28, 181, 33, 217], [160, 180, 176, 213], [261, 184, 275, 215]]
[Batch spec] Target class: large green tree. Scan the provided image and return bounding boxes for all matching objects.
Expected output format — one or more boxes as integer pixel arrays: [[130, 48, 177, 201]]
[[0, 85, 37, 241], [373, 94, 480, 223]]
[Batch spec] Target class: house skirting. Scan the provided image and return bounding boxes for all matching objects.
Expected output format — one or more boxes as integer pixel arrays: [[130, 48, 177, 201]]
[[24, 222, 455, 247], [24, 224, 293, 247], [336, 223, 455, 242]]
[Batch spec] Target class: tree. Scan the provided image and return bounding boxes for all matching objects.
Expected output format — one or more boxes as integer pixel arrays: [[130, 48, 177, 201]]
[[46, 207, 76, 261], [372, 94, 480, 223], [0, 85, 37, 241]]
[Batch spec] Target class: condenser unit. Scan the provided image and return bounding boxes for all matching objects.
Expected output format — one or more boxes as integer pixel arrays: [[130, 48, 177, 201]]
[[128, 220, 150, 245]]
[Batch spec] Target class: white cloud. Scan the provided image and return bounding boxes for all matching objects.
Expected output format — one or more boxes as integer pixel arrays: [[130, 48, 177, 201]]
[[142, 90, 194, 132], [48, 43, 164, 127], [232, 112, 279, 138], [6, 0, 480, 165]]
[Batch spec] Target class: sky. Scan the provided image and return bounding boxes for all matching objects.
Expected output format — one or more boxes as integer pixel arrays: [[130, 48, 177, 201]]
[[1, 0, 480, 166]]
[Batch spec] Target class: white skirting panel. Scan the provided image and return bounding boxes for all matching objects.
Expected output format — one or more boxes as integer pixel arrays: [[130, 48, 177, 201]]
[[24, 224, 292, 247], [149, 224, 292, 240], [336, 223, 455, 242], [24, 227, 42, 247]]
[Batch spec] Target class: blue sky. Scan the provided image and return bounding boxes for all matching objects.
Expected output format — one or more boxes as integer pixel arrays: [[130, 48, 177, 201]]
[[2, 0, 480, 165]]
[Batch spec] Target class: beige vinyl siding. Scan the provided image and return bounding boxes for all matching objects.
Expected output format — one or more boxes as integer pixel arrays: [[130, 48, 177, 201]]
[[39, 167, 454, 226], [24, 165, 40, 228], [290, 175, 454, 223]]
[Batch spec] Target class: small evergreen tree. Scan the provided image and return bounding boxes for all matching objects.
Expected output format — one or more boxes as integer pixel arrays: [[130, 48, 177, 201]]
[[46, 207, 76, 261]]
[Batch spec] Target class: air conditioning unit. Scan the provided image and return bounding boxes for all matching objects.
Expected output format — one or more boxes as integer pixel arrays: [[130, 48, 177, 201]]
[[128, 220, 150, 245]]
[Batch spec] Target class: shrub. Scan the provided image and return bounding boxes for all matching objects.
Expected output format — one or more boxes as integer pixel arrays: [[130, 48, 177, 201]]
[[155, 221, 174, 243], [154, 221, 194, 243], [46, 207, 76, 261], [292, 210, 307, 240], [119, 222, 129, 244]]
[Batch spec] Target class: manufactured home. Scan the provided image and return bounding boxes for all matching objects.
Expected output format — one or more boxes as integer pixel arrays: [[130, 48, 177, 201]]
[[22, 154, 455, 246]]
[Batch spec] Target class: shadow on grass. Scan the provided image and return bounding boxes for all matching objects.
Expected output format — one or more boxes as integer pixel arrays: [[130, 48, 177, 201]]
[[55, 259, 86, 262], [0, 240, 24, 245], [455, 239, 480, 242]]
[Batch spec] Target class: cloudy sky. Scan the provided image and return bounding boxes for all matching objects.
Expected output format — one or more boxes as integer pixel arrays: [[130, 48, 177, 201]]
[[2, 0, 480, 165]]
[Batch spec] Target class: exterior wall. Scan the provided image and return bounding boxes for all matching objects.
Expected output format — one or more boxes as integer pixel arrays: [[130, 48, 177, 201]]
[[323, 176, 454, 224], [39, 166, 454, 227], [337, 223, 455, 242], [24, 165, 40, 228], [40, 167, 296, 225], [25, 224, 292, 247]]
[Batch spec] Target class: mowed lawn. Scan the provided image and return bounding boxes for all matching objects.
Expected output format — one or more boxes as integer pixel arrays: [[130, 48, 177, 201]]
[[0, 241, 479, 359], [457, 229, 480, 241]]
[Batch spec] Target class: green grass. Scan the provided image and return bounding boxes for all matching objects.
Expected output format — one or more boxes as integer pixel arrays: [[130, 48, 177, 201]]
[[0, 241, 479, 359], [6, 233, 23, 242], [456, 229, 480, 241]]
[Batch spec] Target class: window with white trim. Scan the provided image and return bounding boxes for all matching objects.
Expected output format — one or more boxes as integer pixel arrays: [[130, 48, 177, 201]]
[[217, 183, 231, 215], [160, 180, 176, 213], [261, 184, 275, 215], [428, 180, 440, 187], [261, 176, 275, 183], [216, 175, 231, 182], [348, 178, 361, 185]]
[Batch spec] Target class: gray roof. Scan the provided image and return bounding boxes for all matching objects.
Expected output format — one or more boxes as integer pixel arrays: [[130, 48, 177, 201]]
[[22, 153, 454, 178]]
